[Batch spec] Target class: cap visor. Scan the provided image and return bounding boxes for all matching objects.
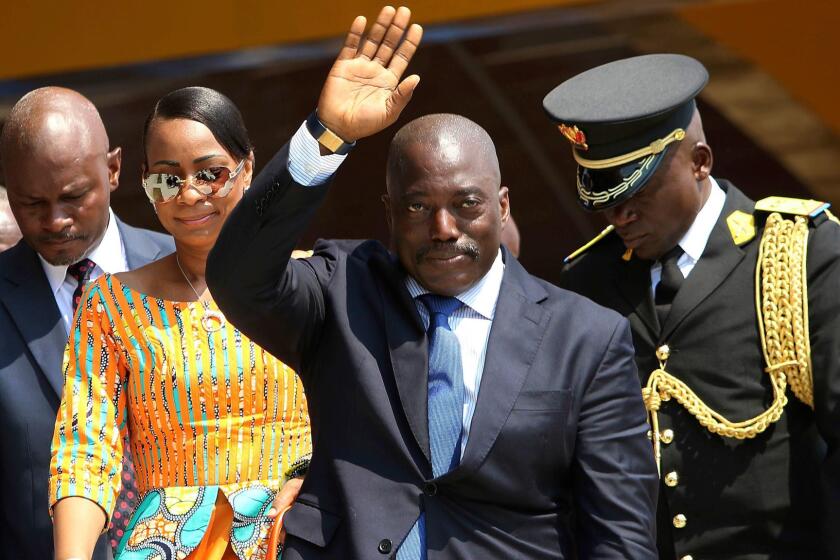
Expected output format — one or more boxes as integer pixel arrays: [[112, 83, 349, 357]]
[[576, 150, 669, 211]]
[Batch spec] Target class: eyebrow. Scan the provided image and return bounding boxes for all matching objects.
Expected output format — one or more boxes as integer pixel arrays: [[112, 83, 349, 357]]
[[61, 182, 92, 194], [151, 154, 226, 167], [194, 154, 224, 164], [457, 186, 486, 196], [401, 185, 487, 198]]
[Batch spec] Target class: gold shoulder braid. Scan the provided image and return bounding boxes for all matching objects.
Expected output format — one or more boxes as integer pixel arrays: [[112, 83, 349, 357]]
[[643, 198, 824, 473], [756, 212, 813, 408]]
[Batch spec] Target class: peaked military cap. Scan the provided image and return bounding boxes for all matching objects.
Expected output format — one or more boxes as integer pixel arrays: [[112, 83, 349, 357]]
[[543, 53, 709, 211]]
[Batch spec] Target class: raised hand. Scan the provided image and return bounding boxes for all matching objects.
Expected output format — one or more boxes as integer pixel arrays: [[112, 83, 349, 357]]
[[317, 6, 423, 142]]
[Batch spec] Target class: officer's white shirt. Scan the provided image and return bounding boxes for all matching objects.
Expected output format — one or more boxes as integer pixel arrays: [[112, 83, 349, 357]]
[[650, 177, 726, 293], [39, 208, 128, 335]]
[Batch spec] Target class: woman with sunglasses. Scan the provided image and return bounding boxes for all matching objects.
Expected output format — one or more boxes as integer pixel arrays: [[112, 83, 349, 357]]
[[49, 86, 311, 560]]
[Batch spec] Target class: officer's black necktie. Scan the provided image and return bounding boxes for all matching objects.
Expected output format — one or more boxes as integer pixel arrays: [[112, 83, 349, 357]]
[[655, 246, 685, 327]]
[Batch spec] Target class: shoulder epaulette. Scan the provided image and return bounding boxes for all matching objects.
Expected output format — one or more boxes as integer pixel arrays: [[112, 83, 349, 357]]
[[291, 249, 314, 259], [564, 225, 616, 263], [754, 196, 830, 219]]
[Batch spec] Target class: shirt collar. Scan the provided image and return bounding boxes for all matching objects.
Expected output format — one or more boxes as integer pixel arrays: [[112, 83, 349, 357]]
[[38, 208, 127, 296], [404, 248, 505, 320], [676, 177, 726, 262]]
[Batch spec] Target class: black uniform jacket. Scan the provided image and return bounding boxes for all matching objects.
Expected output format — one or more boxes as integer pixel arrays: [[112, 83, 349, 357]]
[[207, 143, 659, 559], [561, 180, 840, 560]]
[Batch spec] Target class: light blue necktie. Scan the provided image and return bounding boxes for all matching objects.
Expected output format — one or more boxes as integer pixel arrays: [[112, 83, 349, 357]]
[[397, 294, 465, 560]]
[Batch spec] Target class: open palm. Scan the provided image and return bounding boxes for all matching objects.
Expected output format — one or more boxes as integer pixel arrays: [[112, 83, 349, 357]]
[[317, 6, 423, 142]]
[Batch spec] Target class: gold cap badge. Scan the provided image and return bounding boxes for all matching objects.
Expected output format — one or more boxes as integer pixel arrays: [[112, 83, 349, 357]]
[[558, 124, 588, 151]]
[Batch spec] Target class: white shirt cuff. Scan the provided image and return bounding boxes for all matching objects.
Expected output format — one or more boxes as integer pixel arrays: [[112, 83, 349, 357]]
[[288, 121, 348, 186]]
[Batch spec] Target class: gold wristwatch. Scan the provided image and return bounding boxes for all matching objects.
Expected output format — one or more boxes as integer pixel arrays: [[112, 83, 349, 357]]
[[305, 110, 356, 155]]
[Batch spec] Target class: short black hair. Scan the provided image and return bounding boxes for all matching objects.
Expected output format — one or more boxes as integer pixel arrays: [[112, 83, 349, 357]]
[[142, 86, 253, 164]]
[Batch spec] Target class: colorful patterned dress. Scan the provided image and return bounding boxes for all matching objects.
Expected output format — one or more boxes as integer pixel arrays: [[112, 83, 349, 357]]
[[49, 273, 312, 559]]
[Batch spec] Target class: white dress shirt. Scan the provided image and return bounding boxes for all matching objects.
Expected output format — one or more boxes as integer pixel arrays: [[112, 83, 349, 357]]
[[650, 177, 726, 293], [405, 251, 505, 457], [39, 208, 128, 334], [288, 121, 348, 186]]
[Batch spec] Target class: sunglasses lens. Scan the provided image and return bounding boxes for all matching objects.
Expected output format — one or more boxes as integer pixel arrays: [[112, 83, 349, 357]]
[[195, 167, 231, 189], [143, 173, 183, 203]]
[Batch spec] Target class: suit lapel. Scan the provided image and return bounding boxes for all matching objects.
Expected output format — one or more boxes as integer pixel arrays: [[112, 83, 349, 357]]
[[372, 254, 432, 466], [117, 219, 168, 269], [0, 244, 67, 397], [453, 254, 549, 478], [661, 184, 753, 339], [614, 256, 659, 343]]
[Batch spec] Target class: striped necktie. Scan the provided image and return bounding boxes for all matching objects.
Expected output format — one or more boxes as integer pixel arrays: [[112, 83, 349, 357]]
[[397, 294, 465, 560]]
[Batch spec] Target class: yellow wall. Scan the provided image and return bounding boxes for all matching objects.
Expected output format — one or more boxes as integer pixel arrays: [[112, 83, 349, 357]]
[[0, 0, 584, 79], [679, 0, 840, 135]]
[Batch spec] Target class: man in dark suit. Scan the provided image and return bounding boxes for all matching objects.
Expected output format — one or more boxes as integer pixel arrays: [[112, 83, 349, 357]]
[[550, 54, 840, 559], [0, 87, 173, 559], [208, 7, 657, 558]]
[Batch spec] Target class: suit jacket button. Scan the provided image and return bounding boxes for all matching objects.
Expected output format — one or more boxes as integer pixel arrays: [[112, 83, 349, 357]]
[[660, 428, 674, 444], [378, 539, 392, 554], [673, 513, 687, 529], [424, 482, 438, 496], [664, 471, 679, 487]]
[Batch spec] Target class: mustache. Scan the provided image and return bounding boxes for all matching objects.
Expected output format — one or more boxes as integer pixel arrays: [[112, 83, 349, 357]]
[[416, 240, 480, 263], [37, 230, 88, 243]]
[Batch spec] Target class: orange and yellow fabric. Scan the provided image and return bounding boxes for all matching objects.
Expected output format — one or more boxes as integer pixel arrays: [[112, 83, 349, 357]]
[[49, 274, 311, 559]]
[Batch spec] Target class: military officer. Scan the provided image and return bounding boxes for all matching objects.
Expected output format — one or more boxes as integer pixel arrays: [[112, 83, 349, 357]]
[[546, 54, 840, 560]]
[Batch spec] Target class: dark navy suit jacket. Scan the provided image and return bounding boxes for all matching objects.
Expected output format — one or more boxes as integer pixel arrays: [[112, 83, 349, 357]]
[[0, 218, 172, 559], [208, 144, 658, 559]]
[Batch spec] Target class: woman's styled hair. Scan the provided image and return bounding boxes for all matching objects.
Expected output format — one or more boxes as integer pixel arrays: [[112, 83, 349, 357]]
[[142, 86, 253, 163]]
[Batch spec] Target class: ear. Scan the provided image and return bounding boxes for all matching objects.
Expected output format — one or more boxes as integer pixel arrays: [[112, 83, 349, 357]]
[[242, 151, 255, 190], [381, 193, 393, 232], [107, 147, 122, 192], [381, 193, 394, 230], [692, 142, 713, 182], [498, 186, 510, 225]]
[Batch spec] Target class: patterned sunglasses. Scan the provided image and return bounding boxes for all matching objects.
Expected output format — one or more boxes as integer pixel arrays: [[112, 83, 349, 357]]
[[143, 159, 246, 203]]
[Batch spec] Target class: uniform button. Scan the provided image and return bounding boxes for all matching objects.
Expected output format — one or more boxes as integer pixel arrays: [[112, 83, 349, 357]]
[[656, 344, 670, 360], [673, 513, 687, 529], [424, 482, 438, 496], [680, 556, 693, 560], [660, 428, 674, 444], [378, 539, 392, 554], [646, 429, 653, 440], [664, 471, 679, 487]]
